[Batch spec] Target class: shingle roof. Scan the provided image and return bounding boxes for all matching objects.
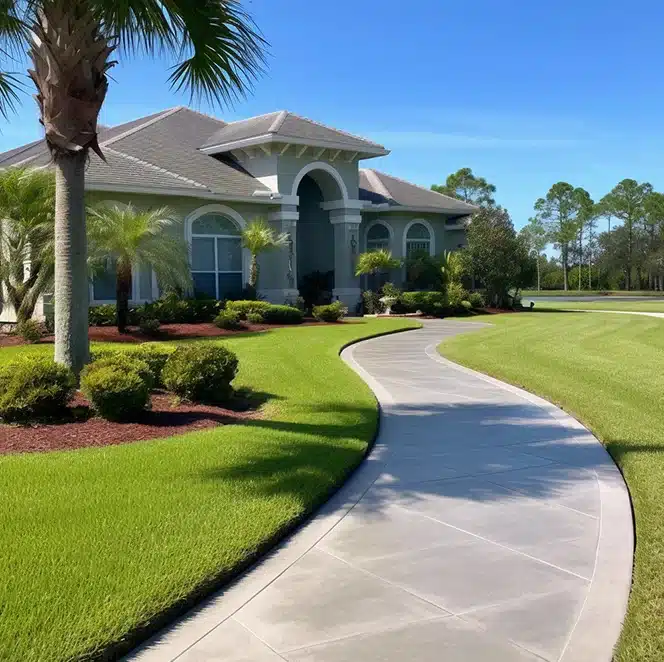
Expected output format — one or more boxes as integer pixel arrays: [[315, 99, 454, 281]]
[[359, 168, 477, 215], [200, 110, 388, 155]]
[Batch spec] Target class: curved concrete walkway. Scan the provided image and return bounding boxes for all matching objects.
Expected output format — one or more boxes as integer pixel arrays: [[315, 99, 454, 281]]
[[130, 321, 633, 662]]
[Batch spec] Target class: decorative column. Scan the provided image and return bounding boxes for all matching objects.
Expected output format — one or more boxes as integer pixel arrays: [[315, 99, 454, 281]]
[[330, 210, 362, 311], [261, 208, 299, 304]]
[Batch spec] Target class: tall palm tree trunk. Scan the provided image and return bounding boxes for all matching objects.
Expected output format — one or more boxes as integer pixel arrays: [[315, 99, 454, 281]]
[[54, 153, 89, 372], [116, 258, 132, 333], [250, 253, 259, 289]]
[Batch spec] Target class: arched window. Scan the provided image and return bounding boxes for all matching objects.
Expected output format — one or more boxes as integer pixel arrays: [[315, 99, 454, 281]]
[[405, 222, 432, 257], [366, 223, 390, 251], [190, 213, 243, 298]]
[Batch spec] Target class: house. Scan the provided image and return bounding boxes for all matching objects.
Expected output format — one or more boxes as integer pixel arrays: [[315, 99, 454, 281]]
[[0, 107, 475, 319]]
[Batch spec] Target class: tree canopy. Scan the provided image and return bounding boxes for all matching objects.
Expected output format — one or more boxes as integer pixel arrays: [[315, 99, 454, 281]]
[[431, 167, 496, 207]]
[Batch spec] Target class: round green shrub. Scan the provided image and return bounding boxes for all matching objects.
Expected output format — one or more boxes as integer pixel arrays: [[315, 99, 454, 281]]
[[214, 310, 243, 330], [225, 300, 271, 320], [447, 282, 469, 310], [262, 304, 303, 324], [312, 302, 347, 322], [246, 312, 264, 324], [15, 319, 43, 344], [84, 353, 155, 390], [131, 343, 176, 387], [139, 317, 160, 336], [81, 366, 149, 421], [0, 358, 76, 421], [468, 291, 486, 309], [162, 345, 239, 403]]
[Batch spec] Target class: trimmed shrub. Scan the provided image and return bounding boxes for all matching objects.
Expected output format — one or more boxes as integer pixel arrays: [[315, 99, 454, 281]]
[[89, 304, 117, 327], [0, 358, 76, 421], [141, 294, 223, 324], [313, 301, 347, 322], [362, 290, 383, 315], [399, 291, 447, 316], [461, 300, 473, 311], [132, 343, 176, 387], [262, 304, 304, 325], [246, 312, 264, 324], [214, 310, 243, 330], [225, 300, 271, 320], [162, 345, 239, 403], [85, 353, 155, 390], [15, 319, 42, 343], [139, 317, 160, 336], [468, 291, 486, 309], [448, 282, 469, 310], [81, 366, 149, 421]]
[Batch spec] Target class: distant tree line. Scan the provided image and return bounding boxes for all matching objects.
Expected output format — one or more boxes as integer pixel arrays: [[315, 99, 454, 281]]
[[432, 168, 664, 292]]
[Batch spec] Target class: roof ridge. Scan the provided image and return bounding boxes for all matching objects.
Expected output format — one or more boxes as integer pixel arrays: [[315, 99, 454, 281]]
[[372, 168, 477, 209], [268, 110, 288, 134], [224, 110, 281, 126], [283, 112, 385, 148], [101, 107, 182, 148], [177, 106, 227, 126], [361, 168, 394, 201], [104, 146, 208, 189]]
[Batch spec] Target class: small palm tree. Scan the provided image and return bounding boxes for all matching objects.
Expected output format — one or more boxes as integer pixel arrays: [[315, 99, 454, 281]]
[[87, 203, 192, 332], [0, 1, 266, 373], [440, 250, 464, 287], [355, 249, 402, 277], [0, 168, 55, 323], [241, 218, 289, 290]]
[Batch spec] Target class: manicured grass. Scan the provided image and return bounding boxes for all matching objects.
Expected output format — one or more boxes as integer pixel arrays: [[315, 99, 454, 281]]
[[0, 319, 419, 662], [522, 289, 664, 297], [534, 299, 664, 312], [439, 311, 664, 662]]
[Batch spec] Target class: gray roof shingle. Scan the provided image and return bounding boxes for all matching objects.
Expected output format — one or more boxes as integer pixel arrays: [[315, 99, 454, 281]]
[[200, 110, 388, 154], [359, 168, 477, 215]]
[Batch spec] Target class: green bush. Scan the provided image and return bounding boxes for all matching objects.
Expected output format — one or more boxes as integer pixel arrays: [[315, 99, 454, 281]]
[[141, 293, 223, 324], [246, 312, 264, 324], [313, 301, 347, 322], [15, 319, 42, 343], [399, 291, 447, 316], [139, 317, 160, 336], [362, 290, 383, 315], [225, 300, 271, 320], [85, 353, 155, 390], [131, 343, 176, 387], [262, 304, 304, 324], [81, 366, 149, 421], [0, 358, 76, 421], [447, 282, 469, 310], [89, 304, 118, 327], [468, 291, 486, 309], [162, 345, 239, 403], [381, 282, 401, 299], [461, 300, 473, 311], [214, 310, 243, 330]]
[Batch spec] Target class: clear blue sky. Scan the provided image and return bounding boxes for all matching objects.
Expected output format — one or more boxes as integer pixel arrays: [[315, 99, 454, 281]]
[[2, 0, 664, 230]]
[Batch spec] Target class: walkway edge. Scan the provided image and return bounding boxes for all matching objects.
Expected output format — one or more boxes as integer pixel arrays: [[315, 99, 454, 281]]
[[431, 343, 634, 662]]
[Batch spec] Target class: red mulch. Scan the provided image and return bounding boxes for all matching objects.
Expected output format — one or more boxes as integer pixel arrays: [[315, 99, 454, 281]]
[[0, 392, 259, 455], [0, 321, 327, 346]]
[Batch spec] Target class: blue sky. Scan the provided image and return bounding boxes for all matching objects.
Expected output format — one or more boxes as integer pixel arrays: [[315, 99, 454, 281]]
[[2, 0, 664, 230]]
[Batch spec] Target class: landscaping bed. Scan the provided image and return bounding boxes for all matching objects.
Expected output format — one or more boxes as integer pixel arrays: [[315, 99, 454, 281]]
[[439, 311, 664, 662], [0, 391, 260, 455]]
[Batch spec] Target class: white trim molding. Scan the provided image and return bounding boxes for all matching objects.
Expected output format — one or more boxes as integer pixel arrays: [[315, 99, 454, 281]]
[[290, 161, 349, 202], [403, 218, 436, 257]]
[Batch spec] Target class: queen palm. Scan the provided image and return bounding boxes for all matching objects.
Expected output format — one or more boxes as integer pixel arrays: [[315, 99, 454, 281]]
[[0, 167, 55, 323], [87, 203, 192, 332], [0, 1, 265, 373], [241, 218, 289, 290]]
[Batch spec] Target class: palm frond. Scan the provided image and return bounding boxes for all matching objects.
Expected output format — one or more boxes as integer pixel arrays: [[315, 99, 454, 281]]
[[241, 217, 289, 255]]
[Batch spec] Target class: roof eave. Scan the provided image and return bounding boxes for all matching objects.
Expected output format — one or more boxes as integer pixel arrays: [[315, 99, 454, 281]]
[[362, 203, 474, 217]]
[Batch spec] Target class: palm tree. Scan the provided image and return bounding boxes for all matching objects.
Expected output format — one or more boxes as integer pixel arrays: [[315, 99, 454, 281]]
[[241, 218, 289, 290], [87, 203, 192, 332], [0, 1, 265, 373], [355, 249, 401, 277], [0, 167, 55, 323]]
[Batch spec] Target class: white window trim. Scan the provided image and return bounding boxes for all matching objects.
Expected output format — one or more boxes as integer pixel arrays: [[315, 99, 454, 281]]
[[290, 161, 349, 202], [364, 219, 394, 252], [185, 204, 249, 298], [403, 218, 435, 258]]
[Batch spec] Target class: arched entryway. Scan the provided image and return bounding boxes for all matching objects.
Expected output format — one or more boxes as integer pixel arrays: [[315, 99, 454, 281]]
[[295, 165, 346, 305]]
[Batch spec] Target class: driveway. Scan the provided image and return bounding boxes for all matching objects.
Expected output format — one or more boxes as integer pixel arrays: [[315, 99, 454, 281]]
[[130, 321, 633, 662]]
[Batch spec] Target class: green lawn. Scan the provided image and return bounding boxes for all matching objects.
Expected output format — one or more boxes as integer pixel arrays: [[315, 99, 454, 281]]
[[439, 311, 664, 662], [522, 289, 664, 297], [534, 299, 664, 312], [0, 318, 419, 662]]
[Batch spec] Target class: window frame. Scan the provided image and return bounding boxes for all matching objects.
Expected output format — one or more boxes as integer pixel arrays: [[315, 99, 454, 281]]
[[364, 219, 393, 253], [403, 219, 435, 258]]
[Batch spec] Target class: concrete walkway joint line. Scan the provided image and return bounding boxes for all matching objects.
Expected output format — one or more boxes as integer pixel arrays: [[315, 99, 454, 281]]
[[128, 321, 633, 662]]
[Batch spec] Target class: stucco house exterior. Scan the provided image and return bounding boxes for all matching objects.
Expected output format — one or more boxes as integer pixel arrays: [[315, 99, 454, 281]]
[[0, 107, 475, 319]]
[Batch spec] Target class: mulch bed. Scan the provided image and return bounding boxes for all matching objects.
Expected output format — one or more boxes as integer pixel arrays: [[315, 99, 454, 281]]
[[0, 392, 260, 455], [0, 321, 326, 347]]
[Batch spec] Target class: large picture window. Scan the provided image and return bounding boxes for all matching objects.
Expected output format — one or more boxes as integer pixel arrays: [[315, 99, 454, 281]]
[[405, 222, 432, 257], [190, 213, 243, 299], [366, 222, 390, 251]]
